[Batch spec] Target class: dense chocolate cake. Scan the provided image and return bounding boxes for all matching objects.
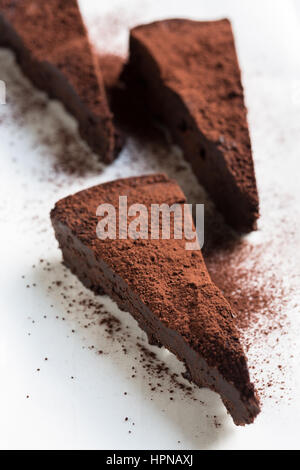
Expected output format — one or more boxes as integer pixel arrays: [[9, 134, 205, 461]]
[[51, 174, 260, 425], [99, 53, 126, 155], [124, 19, 259, 232], [99, 52, 161, 144], [0, 0, 115, 162]]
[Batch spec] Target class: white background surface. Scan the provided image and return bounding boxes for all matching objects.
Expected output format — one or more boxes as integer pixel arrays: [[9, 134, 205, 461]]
[[1, 0, 300, 450]]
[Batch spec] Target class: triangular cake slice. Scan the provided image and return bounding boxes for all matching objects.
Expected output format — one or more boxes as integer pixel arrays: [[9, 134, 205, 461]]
[[0, 0, 115, 162], [51, 174, 260, 425], [124, 19, 259, 232]]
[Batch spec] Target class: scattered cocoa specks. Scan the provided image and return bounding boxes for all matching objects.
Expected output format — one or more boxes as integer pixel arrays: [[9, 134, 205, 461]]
[[3, 27, 300, 433], [214, 417, 222, 429], [204, 213, 298, 404], [44, 272, 205, 408], [43, 181, 299, 419]]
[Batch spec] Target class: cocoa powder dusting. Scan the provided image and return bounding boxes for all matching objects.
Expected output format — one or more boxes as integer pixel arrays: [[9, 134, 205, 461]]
[[0, 47, 104, 180], [204, 218, 298, 403], [1, 4, 299, 433]]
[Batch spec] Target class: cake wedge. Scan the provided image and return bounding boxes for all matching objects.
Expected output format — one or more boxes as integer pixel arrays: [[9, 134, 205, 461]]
[[0, 0, 115, 162], [51, 174, 260, 425], [123, 19, 259, 232]]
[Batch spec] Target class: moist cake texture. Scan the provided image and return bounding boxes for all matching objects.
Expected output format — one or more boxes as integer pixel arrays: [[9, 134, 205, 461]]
[[0, 0, 115, 162], [51, 174, 260, 425], [124, 19, 259, 232]]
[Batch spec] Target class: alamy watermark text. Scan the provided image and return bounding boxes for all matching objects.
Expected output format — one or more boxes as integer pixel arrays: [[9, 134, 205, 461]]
[[96, 196, 204, 250]]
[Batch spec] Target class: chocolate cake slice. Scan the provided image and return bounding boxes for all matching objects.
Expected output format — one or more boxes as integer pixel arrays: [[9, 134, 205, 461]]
[[51, 174, 260, 425], [124, 19, 259, 232], [0, 0, 115, 162]]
